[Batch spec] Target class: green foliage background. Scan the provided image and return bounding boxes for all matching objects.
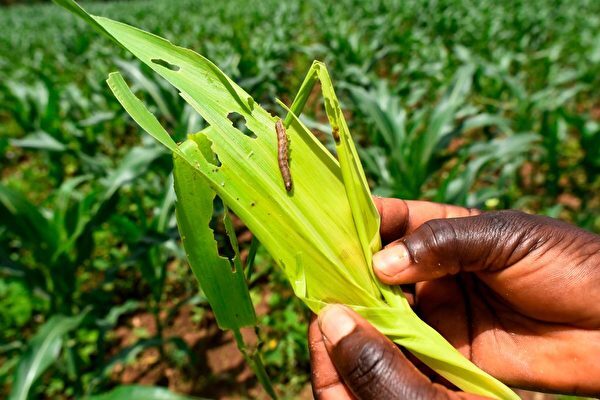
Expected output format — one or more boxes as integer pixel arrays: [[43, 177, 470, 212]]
[[0, 0, 598, 398]]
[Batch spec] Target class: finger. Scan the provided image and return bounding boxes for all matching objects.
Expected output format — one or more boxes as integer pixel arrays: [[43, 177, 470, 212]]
[[309, 314, 355, 399], [373, 210, 536, 285], [318, 305, 485, 400], [373, 197, 479, 244], [373, 197, 410, 244]]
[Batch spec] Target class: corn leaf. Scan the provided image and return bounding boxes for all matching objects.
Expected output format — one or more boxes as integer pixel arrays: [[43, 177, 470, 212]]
[[85, 385, 209, 400], [173, 146, 256, 330], [9, 313, 87, 400], [0, 184, 59, 261], [286, 61, 381, 259]]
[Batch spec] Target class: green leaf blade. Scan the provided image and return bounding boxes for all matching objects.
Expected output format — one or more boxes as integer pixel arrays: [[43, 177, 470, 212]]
[[85, 385, 209, 400], [174, 146, 256, 330], [9, 313, 87, 400], [106, 72, 180, 156]]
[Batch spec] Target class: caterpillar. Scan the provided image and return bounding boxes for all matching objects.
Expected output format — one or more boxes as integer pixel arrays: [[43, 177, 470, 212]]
[[275, 119, 292, 192]]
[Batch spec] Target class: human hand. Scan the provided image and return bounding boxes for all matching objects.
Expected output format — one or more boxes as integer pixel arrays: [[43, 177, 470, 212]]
[[309, 197, 600, 399], [309, 304, 489, 399]]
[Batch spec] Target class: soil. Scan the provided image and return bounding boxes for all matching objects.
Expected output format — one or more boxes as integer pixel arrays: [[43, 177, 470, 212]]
[[108, 304, 313, 399]]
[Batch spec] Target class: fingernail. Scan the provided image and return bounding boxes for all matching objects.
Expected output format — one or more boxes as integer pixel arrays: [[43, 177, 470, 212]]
[[318, 305, 357, 346], [373, 244, 409, 277]]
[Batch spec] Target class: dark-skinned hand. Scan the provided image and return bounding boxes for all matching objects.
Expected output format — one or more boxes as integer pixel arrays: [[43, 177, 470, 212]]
[[309, 197, 600, 399]]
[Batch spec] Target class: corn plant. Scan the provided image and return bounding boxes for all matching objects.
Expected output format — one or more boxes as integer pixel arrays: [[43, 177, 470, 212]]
[[54, 1, 521, 398], [345, 74, 541, 207], [1, 1, 598, 399], [85, 385, 208, 400], [0, 142, 185, 399], [436, 133, 540, 207], [346, 68, 475, 199], [114, 59, 205, 140]]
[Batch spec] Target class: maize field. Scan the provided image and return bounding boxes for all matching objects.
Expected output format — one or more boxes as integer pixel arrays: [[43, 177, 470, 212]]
[[0, 0, 598, 399]]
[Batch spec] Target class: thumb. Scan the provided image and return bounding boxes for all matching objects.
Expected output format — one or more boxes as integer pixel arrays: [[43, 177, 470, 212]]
[[317, 305, 486, 400], [372, 210, 542, 285]]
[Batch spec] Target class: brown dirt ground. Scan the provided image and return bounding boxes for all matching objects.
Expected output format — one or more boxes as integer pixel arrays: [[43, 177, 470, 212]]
[[108, 304, 313, 399]]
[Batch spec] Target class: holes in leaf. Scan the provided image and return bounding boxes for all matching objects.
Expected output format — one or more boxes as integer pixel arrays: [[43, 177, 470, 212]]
[[213, 152, 222, 167], [195, 134, 222, 167], [209, 197, 236, 265], [227, 112, 257, 139], [151, 58, 180, 71]]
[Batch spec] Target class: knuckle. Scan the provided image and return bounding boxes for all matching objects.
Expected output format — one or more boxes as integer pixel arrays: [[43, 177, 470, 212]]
[[478, 210, 552, 268], [347, 342, 450, 400], [403, 219, 463, 274], [341, 339, 400, 398], [335, 332, 455, 400], [484, 209, 533, 229], [348, 340, 389, 386], [420, 218, 459, 252]]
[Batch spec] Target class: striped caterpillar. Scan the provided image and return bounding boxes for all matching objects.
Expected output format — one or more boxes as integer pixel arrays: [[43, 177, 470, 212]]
[[275, 119, 292, 192]]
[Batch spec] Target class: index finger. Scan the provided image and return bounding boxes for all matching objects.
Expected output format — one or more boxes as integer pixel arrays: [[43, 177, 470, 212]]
[[373, 197, 480, 244]]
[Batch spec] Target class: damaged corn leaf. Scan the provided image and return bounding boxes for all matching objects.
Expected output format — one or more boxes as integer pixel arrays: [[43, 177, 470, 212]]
[[173, 146, 255, 330], [174, 148, 276, 398], [56, 0, 519, 398]]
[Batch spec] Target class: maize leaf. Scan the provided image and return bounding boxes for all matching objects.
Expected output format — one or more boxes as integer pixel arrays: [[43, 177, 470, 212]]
[[173, 146, 256, 330]]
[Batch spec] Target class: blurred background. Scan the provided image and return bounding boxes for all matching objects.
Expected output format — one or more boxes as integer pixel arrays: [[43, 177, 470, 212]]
[[0, 0, 598, 399]]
